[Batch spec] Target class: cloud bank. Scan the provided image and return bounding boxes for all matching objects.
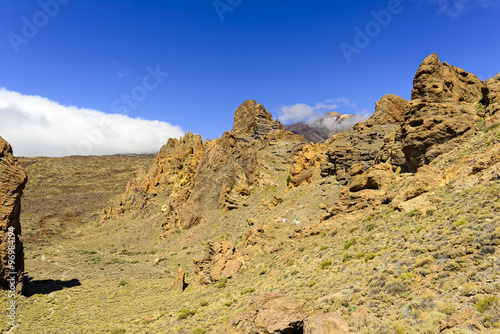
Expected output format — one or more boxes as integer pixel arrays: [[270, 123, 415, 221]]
[[277, 98, 371, 132], [0, 88, 184, 157]]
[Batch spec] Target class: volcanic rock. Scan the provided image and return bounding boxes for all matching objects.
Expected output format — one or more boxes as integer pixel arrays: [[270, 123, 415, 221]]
[[0, 136, 27, 293], [401, 53, 484, 170], [173, 268, 186, 292], [484, 73, 500, 127], [289, 94, 408, 188], [100, 101, 305, 238], [216, 292, 306, 333], [232, 100, 285, 139], [304, 312, 350, 334], [193, 241, 245, 285]]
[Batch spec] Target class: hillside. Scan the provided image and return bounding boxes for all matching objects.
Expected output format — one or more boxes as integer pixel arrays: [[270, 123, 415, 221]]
[[0, 53, 499, 333]]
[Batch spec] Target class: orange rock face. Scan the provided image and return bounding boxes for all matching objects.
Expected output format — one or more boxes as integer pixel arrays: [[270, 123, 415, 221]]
[[0, 136, 27, 293]]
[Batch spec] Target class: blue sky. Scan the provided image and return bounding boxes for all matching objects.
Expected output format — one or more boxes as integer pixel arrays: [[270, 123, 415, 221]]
[[0, 0, 499, 156]]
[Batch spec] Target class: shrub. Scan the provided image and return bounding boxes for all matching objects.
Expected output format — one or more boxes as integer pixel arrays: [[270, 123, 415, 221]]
[[343, 253, 354, 262], [476, 295, 498, 313], [320, 260, 332, 269], [110, 330, 126, 334], [193, 329, 207, 334], [286, 175, 291, 186], [200, 300, 208, 307], [344, 238, 357, 250], [177, 308, 196, 320], [216, 277, 228, 289], [259, 269, 267, 275], [454, 219, 467, 227], [364, 253, 376, 262], [241, 288, 255, 295], [309, 280, 317, 287], [319, 245, 329, 251], [118, 280, 128, 287], [355, 251, 366, 259], [365, 223, 376, 232]]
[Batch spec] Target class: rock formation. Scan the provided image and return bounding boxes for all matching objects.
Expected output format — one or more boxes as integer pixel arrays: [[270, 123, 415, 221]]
[[484, 73, 500, 127], [216, 291, 350, 334], [172, 268, 186, 292], [216, 292, 307, 333], [401, 53, 484, 170], [289, 94, 409, 188], [193, 241, 247, 285], [100, 100, 305, 238], [0, 136, 27, 293]]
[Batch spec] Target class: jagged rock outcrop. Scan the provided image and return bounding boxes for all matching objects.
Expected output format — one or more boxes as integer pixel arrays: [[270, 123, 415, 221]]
[[193, 241, 247, 285], [289, 94, 409, 188], [401, 53, 484, 170], [100, 100, 305, 238], [232, 100, 285, 139], [484, 73, 500, 127], [0, 136, 27, 293], [335, 162, 394, 213], [98, 133, 204, 232]]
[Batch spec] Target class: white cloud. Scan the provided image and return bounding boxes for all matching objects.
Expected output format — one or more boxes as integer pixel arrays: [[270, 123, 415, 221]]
[[0, 88, 184, 157], [277, 98, 370, 132], [427, 0, 499, 17]]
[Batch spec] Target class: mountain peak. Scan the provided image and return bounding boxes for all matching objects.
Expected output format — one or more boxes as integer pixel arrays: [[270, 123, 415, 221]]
[[231, 100, 284, 139]]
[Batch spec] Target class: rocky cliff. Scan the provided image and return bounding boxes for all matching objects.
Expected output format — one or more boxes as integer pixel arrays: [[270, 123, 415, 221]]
[[0, 136, 27, 293]]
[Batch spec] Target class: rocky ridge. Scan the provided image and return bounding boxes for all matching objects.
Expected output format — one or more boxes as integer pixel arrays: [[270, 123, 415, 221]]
[[99, 100, 306, 239]]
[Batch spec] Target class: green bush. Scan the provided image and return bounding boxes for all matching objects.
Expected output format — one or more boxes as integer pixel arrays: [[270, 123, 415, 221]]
[[177, 308, 196, 320], [365, 223, 376, 232], [364, 253, 376, 262], [355, 251, 366, 259], [216, 277, 228, 289], [287, 175, 291, 186], [342, 253, 354, 262], [320, 260, 332, 269], [344, 238, 357, 250], [476, 295, 498, 313], [259, 269, 267, 275], [241, 288, 255, 295], [319, 245, 329, 251], [200, 300, 208, 307]]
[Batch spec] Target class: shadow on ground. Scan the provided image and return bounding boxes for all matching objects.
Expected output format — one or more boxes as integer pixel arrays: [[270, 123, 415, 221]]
[[22, 276, 81, 297]]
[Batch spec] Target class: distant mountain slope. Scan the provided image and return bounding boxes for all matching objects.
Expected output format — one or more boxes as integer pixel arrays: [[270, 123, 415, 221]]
[[285, 111, 355, 143]]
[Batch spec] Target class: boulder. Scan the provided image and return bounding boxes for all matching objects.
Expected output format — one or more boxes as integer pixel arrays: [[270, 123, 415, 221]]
[[0, 136, 27, 293], [216, 292, 306, 333], [304, 312, 350, 334], [193, 241, 244, 285]]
